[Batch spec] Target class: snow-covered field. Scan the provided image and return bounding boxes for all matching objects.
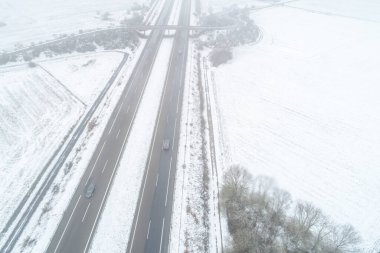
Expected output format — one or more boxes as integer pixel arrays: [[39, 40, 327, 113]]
[[0, 66, 84, 230], [211, 1, 380, 251], [0, 0, 148, 51], [0, 50, 126, 251], [288, 0, 380, 23], [208, 0, 284, 12], [40, 52, 124, 105], [9, 45, 145, 252]]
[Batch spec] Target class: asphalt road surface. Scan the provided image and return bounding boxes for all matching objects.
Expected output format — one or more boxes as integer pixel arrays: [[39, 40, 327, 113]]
[[127, 0, 191, 252], [45, 0, 176, 252]]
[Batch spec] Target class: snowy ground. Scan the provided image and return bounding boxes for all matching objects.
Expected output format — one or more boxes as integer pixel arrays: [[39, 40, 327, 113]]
[[288, 0, 380, 23], [207, 0, 288, 12], [210, 1, 380, 251], [9, 43, 146, 252], [0, 51, 124, 236], [170, 39, 212, 252], [0, 66, 84, 231], [169, 1, 225, 251], [0, 0, 148, 51], [40, 52, 124, 105], [89, 38, 174, 253]]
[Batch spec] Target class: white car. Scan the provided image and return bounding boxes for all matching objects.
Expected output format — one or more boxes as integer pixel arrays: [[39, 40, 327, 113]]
[[163, 139, 170, 150]]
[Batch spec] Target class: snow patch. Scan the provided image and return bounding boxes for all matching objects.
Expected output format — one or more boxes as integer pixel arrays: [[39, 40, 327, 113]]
[[40, 52, 124, 105]]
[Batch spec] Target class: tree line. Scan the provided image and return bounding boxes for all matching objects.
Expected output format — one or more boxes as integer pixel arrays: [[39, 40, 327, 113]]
[[0, 29, 139, 65], [198, 6, 260, 67], [221, 165, 362, 253]]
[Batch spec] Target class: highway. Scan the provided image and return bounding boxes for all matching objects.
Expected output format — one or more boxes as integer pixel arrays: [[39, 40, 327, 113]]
[[45, 0, 176, 251], [127, 0, 191, 252]]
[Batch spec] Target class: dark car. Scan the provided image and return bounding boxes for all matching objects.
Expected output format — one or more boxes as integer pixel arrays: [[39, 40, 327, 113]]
[[85, 182, 95, 199]]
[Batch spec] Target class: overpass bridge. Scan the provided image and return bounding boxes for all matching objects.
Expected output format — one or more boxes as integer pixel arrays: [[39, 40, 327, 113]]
[[116, 24, 236, 31], [1, 24, 235, 57]]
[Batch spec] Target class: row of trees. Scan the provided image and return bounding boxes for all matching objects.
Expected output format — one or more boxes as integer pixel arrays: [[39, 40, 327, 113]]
[[197, 6, 260, 67], [0, 29, 139, 65], [0, 7, 147, 66], [221, 165, 362, 253], [200, 7, 259, 49]]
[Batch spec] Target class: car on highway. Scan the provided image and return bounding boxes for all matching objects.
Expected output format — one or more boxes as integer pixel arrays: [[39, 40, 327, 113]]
[[163, 139, 170, 150], [85, 182, 95, 198]]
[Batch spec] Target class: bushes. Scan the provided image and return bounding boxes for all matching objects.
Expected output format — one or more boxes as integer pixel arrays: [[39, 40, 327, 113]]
[[221, 166, 361, 253], [200, 7, 259, 49], [201, 13, 235, 27], [28, 61, 37, 68], [209, 48, 232, 66], [0, 54, 10, 65], [121, 13, 144, 26], [0, 29, 138, 65]]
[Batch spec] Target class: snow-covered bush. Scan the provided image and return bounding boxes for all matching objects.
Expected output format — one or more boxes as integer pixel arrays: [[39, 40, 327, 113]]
[[209, 47, 232, 66]]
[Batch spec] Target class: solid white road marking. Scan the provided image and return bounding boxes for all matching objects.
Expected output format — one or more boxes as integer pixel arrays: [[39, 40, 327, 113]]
[[86, 141, 106, 185], [82, 203, 91, 222], [159, 217, 165, 253], [172, 118, 177, 150], [102, 160, 109, 174], [147, 220, 151, 239], [109, 103, 123, 134], [54, 195, 81, 253], [156, 174, 159, 187], [176, 94, 180, 113], [165, 157, 173, 207], [123, 78, 135, 100]]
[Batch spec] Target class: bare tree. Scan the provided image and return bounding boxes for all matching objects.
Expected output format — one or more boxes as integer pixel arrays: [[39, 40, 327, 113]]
[[328, 224, 361, 253], [221, 164, 251, 202], [283, 201, 328, 252], [221, 168, 362, 253], [252, 175, 275, 199]]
